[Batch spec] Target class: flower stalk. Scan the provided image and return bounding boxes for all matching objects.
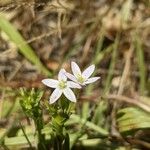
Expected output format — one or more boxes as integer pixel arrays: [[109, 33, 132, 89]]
[[42, 61, 100, 149], [46, 98, 73, 150]]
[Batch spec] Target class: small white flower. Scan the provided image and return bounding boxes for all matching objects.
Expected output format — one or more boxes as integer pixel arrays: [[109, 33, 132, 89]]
[[66, 62, 100, 85], [42, 69, 81, 104]]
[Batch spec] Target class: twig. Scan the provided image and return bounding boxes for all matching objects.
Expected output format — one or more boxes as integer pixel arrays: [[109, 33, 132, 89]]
[[57, 12, 62, 39], [117, 47, 133, 94], [106, 94, 150, 113], [127, 138, 150, 149]]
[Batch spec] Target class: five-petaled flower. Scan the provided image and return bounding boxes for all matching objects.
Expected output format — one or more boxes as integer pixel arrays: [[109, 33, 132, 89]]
[[42, 69, 81, 104], [65, 62, 100, 86]]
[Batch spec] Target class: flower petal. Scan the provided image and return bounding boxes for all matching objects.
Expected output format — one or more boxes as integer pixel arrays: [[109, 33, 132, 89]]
[[65, 72, 78, 82], [67, 81, 81, 89], [63, 88, 76, 102], [49, 88, 62, 104], [82, 65, 95, 79], [71, 61, 81, 77], [84, 77, 100, 85], [58, 69, 67, 81], [42, 79, 58, 88]]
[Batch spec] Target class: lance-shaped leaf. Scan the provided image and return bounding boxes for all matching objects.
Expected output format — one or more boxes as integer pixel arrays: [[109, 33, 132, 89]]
[[117, 107, 150, 133], [0, 15, 51, 76]]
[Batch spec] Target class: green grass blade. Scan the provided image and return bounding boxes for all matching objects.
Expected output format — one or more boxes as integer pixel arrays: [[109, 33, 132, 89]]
[[134, 33, 146, 95], [93, 27, 105, 64], [103, 34, 119, 94], [92, 100, 107, 126], [86, 45, 113, 95], [0, 15, 51, 76], [68, 114, 109, 136], [81, 102, 90, 119]]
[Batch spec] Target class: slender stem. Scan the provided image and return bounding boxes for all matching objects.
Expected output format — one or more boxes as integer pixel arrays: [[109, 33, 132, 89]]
[[34, 117, 46, 150], [19, 122, 34, 150]]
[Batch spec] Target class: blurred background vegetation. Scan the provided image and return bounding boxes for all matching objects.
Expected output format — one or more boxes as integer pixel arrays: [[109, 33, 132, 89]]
[[0, 0, 150, 150]]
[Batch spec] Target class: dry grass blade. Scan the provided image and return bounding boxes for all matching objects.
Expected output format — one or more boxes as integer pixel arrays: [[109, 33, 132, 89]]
[[106, 94, 150, 113]]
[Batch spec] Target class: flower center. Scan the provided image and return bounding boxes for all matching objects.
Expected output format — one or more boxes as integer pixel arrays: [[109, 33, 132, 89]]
[[58, 80, 67, 89], [77, 75, 85, 84]]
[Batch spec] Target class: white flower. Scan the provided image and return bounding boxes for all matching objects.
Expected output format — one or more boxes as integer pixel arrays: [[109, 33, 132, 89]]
[[65, 62, 100, 85], [42, 69, 81, 104]]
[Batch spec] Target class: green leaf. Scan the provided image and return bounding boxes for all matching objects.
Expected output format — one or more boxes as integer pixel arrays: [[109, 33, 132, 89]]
[[19, 88, 43, 119], [1, 98, 21, 118], [117, 107, 150, 133], [121, 0, 133, 22], [66, 114, 109, 136], [92, 100, 107, 126], [4, 134, 35, 148], [81, 102, 90, 119], [0, 15, 51, 76]]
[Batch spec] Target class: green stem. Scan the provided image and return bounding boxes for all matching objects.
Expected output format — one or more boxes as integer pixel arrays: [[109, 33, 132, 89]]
[[55, 133, 69, 150], [103, 33, 120, 94], [19, 122, 34, 150], [134, 33, 146, 95], [34, 116, 46, 150], [52, 119, 70, 149]]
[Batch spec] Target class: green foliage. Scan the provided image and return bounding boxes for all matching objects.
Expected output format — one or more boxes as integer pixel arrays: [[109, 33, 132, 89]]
[[92, 100, 107, 127], [47, 99, 73, 134], [103, 34, 119, 94], [19, 88, 46, 149], [66, 114, 109, 136], [117, 107, 150, 133], [0, 0, 149, 149], [4, 134, 35, 149], [19, 88, 43, 119], [47, 102, 71, 128], [44, 97, 76, 149], [134, 33, 147, 95], [0, 88, 20, 118]]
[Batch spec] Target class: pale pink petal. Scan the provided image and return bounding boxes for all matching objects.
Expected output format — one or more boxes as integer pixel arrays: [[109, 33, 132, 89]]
[[82, 65, 95, 79], [58, 69, 67, 81], [49, 88, 62, 104], [42, 79, 58, 88], [84, 77, 100, 85], [65, 72, 78, 82], [67, 81, 81, 89], [63, 88, 76, 102], [71, 62, 81, 77]]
